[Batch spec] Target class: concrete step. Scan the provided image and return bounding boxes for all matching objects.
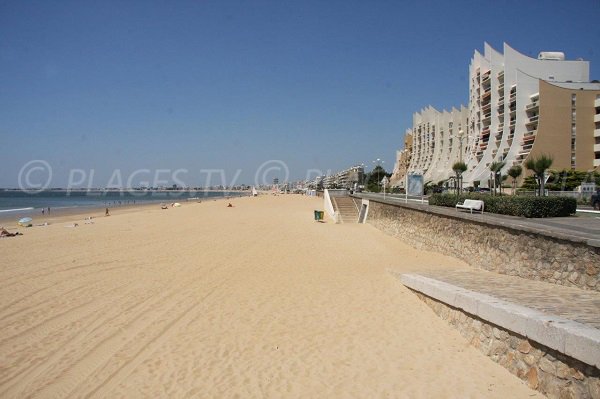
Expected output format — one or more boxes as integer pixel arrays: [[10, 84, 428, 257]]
[[331, 197, 359, 223], [391, 268, 600, 396]]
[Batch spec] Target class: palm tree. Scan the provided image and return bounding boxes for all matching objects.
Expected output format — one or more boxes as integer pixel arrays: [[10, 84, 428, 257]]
[[489, 161, 506, 195], [452, 161, 468, 195], [525, 154, 553, 196], [507, 165, 523, 195]]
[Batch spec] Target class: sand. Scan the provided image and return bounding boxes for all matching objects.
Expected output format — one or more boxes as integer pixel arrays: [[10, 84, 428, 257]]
[[0, 195, 542, 398]]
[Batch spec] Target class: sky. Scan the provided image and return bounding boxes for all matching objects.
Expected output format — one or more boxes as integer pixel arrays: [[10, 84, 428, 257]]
[[1, 0, 599, 188]]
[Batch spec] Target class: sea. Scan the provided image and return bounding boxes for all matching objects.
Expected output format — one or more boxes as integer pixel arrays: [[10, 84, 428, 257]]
[[0, 190, 246, 220]]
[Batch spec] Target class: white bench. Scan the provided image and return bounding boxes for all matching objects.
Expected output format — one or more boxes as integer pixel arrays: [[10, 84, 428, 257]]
[[456, 199, 484, 214]]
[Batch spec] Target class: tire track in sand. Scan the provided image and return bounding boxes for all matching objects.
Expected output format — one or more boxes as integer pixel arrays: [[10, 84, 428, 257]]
[[0, 261, 230, 398]]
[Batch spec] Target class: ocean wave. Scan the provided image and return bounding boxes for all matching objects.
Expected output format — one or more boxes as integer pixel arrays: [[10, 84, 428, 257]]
[[0, 207, 35, 213]]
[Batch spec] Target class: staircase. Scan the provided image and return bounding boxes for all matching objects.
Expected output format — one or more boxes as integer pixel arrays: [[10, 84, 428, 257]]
[[332, 196, 360, 223]]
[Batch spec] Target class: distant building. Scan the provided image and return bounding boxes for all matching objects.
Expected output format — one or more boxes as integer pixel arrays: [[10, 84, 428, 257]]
[[312, 165, 365, 190], [390, 132, 413, 187]]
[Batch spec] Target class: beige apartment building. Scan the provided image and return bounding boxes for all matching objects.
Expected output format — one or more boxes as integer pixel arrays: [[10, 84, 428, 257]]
[[527, 80, 600, 171]]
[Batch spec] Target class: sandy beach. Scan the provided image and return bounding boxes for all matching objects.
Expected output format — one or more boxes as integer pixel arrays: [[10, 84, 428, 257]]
[[0, 195, 541, 398]]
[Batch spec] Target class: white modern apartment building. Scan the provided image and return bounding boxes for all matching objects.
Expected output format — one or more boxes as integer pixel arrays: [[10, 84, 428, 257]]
[[396, 42, 599, 187], [404, 105, 468, 184], [463, 42, 590, 185]]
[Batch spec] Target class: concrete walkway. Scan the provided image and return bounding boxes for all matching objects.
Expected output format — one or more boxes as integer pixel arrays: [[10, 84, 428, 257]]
[[355, 193, 600, 247], [396, 269, 600, 368], [410, 269, 600, 329]]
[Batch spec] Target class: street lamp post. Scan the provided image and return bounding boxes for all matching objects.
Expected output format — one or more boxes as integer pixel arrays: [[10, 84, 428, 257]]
[[372, 158, 384, 193], [451, 128, 471, 192], [457, 129, 464, 163]]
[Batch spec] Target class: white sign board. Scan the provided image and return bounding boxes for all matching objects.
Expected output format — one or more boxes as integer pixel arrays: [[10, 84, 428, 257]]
[[406, 174, 424, 197]]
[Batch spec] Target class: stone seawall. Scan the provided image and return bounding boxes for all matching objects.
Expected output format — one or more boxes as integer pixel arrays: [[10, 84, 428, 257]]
[[366, 200, 600, 292], [414, 291, 600, 398]]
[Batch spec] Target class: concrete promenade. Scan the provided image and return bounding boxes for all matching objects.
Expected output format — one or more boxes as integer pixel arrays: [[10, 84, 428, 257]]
[[396, 269, 600, 397], [404, 269, 600, 330], [356, 193, 600, 247]]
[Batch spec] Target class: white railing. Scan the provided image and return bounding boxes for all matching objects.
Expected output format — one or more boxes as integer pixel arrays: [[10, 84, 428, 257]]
[[353, 198, 360, 213], [324, 189, 343, 223]]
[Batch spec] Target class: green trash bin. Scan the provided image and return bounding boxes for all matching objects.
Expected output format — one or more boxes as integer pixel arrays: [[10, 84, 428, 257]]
[[314, 210, 324, 221], [319, 211, 324, 220]]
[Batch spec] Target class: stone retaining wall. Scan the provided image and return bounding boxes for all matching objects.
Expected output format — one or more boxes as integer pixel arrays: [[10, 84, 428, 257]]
[[414, 291, 600, 398], [367, 201, 600, 292]]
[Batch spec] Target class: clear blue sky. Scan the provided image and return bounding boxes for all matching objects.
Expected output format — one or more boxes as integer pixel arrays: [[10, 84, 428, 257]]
[[1, 0, 598, 187]]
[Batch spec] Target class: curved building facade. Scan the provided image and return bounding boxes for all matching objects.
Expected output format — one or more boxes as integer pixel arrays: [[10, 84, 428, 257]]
[[395, 42, 599, 188], [403, 105, 468, 184]]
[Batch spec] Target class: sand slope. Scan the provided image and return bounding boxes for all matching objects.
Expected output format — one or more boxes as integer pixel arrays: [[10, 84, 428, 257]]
[[0, 195, 542, 398]]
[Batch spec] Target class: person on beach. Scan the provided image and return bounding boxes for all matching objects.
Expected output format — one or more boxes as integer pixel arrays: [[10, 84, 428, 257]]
[[105, 208, 110, 216], [227, 203, 233, 207], [42, 209, 45, 215], [1, 227, 22, 237]]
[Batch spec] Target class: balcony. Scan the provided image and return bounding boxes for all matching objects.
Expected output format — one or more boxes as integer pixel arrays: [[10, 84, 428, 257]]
[[498, 83, 504, 91], [595, 143, 600, 153], [521, 142, 534, 150], [498, 96, 504, 104], [517, 151, 531, 161], [482, 91, 491, 100], [595, 97, 600, 107], [595, 128, 600, 137], [525, 116, 539, 127], [525, 121, 538, 128], [522, 137, 535, 146], [524, 129, 537, 137], [595, 114, 600, 123], [526, 101, 539, 110]]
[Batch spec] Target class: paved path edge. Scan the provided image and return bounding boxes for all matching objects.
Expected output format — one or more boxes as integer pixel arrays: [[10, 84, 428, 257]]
[[396, 272, 600, 368]]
